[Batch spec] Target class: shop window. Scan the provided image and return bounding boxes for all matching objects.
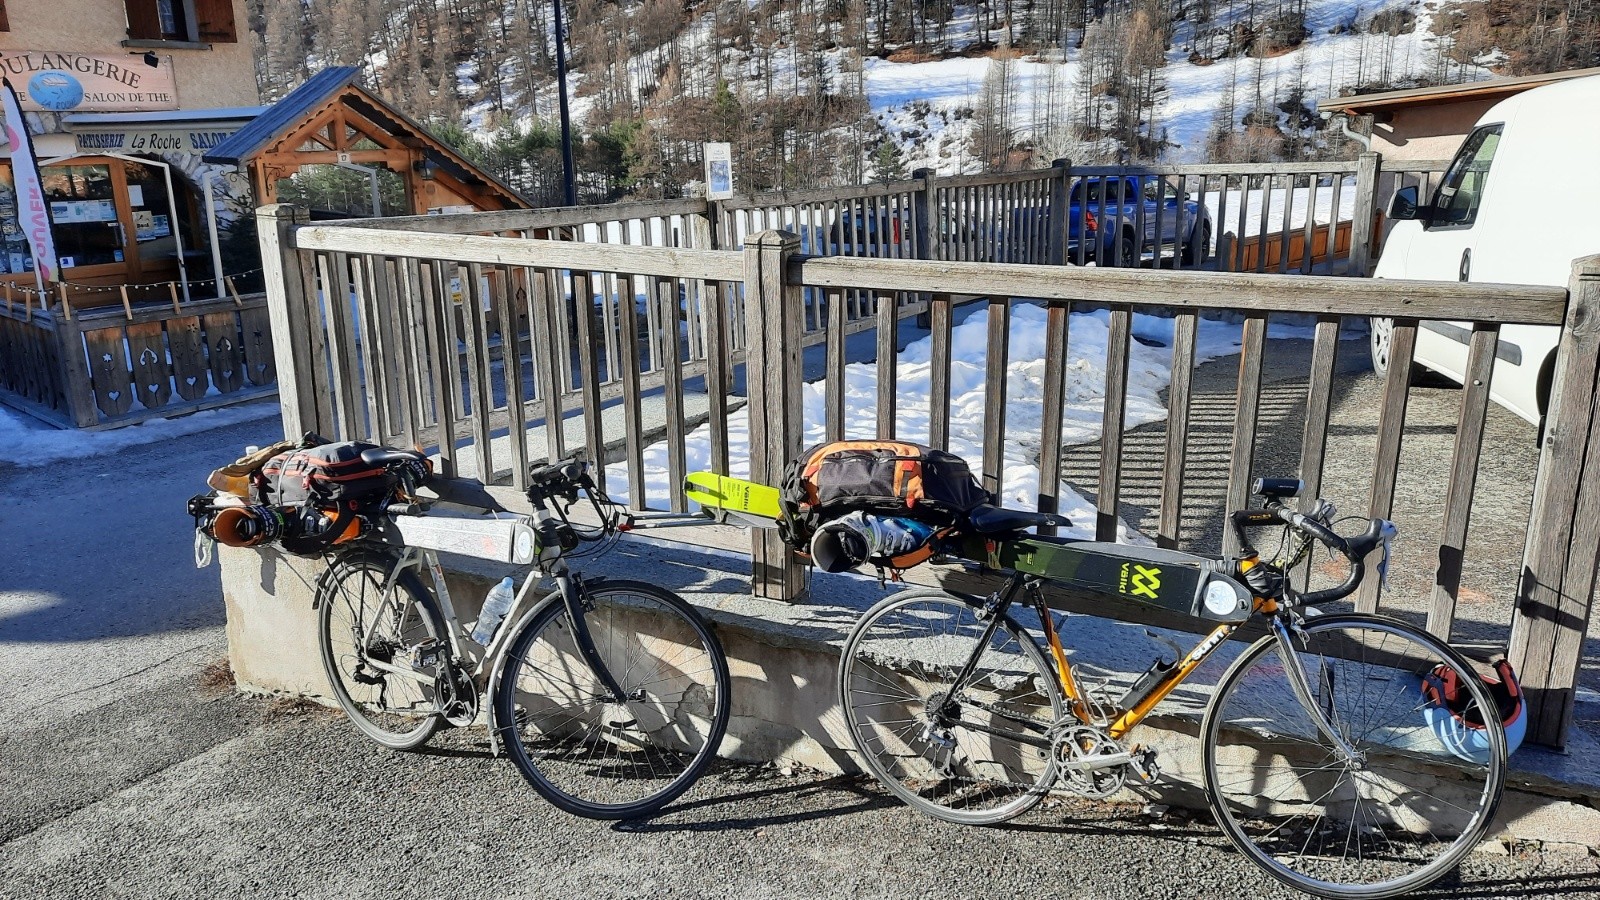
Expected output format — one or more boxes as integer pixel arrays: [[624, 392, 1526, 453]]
[[125, 0, 237, 44], [0, 167, 39, 277]]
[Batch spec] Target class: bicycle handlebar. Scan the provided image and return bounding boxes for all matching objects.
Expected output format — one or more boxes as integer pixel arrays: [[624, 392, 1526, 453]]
[[1231, 505, 1395, 606]]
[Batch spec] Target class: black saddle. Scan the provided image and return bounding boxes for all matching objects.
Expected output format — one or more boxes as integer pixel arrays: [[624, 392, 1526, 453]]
[[359, 447, 427, 468], [964, 504, 1071, 535]]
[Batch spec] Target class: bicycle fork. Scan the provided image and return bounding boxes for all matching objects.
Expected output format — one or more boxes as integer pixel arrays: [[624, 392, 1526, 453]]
[[1269, 615, 1363, 764]]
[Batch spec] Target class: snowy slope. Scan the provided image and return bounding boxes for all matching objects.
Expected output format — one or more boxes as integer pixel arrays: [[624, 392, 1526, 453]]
[[864, 0, 1484, 169]]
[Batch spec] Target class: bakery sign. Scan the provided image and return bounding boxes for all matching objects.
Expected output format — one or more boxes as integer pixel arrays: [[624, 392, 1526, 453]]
[[0, 51, 178, 113]]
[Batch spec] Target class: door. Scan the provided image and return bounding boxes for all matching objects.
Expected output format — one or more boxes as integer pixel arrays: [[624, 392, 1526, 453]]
[[41, 163, 134, 278]]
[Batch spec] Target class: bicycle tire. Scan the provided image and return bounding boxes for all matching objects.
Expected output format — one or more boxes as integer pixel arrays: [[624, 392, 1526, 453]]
[[492, 579, 730, 819], [839, 589, 1065, 825], [1202, 613, 1506, 899], [316, 551, 447, 750]]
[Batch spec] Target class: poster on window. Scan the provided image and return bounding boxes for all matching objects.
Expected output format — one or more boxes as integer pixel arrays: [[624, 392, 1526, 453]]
[[1, 79, 56, 283]]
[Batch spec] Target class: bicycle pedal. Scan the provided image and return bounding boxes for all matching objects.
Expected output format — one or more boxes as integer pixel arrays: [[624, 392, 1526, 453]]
[[410, 639, 444, 670], [1128, 745, 1161, 784]]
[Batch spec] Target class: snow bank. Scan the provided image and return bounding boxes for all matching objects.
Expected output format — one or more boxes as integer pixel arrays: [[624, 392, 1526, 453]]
[[608, 303, 1350, 542], [0, 401, 279, 468]]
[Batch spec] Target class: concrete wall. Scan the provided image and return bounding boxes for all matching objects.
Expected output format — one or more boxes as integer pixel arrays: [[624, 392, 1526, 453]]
[[0, 0, 258, 112], [218, 538, 1600, 849]]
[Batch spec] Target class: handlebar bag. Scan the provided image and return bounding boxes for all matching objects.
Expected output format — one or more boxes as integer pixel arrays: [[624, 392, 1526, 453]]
[[778, 440, 990, 549]]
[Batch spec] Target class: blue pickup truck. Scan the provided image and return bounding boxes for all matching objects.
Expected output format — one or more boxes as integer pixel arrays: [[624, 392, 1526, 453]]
[[1066, 174, 1213, 267]]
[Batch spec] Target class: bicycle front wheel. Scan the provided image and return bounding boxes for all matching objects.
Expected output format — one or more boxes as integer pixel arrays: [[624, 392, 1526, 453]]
[[316, 551, 446, 750], [493, 579, 730, 819], [1203, 613, 1506, 899], [839, 589, 1064, 825]]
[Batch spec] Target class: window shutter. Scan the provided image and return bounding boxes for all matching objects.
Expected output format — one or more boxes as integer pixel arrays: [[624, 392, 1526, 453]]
[[124, 0, 163, 40], [194, 0, 238, 43]]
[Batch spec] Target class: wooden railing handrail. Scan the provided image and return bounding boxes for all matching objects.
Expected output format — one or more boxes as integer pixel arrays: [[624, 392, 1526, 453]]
[[292, 225, 746, 281], [791, 254, 1570, 324], [331, 197, 711, 236], [718, 179, 927, 209]]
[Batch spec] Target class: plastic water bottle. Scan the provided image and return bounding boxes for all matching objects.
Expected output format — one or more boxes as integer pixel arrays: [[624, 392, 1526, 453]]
[[471, 577, 516, 645]]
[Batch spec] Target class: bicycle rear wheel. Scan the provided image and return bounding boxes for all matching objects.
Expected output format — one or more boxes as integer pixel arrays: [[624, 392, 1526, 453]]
[[1203, 613, 1506, 899], [316, 551, 446, 750], [839, 589, 1064, 825], [493, 579, 730, 819]]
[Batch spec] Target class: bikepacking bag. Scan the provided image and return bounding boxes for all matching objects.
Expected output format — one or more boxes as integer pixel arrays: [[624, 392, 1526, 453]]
[[778, 440, 990, 551], [261, 440, 399, 507]]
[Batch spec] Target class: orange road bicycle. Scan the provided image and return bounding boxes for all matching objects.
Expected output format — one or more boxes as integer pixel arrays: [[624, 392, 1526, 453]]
[[838, 478, 1507, 899]]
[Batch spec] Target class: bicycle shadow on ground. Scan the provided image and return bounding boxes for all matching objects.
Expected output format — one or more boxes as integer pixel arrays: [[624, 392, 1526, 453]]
[[608, 769, 896, 834]]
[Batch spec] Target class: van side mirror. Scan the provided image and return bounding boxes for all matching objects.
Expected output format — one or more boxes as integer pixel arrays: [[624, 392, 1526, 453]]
[[1389, 186, 1420, 221]]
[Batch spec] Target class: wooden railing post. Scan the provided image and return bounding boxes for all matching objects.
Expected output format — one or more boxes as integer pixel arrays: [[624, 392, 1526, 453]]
[[50, 314, 98, 428], [1347, 151, 1382, 277], [1048, 157, 1071, 266], [257, 204, 322, 439], [911, 167, 938, 262], [1509, 254, 1600, 748], [743, 230, 807, 601]]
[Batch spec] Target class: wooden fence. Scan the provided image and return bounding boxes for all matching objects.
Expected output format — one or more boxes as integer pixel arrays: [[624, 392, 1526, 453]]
[[0, 291, 276, 429], [262, 181, 1599, 747]]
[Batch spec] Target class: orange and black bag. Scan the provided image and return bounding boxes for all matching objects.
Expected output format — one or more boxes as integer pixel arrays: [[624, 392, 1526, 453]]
[[777, 440, 990, 550]]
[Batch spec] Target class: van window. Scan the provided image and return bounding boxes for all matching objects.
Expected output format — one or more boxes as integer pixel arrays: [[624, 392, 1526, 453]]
[[1428, 124, 1503, 229]]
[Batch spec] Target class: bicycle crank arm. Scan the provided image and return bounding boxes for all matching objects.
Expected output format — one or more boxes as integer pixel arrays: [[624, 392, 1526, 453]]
[[1056, 751, 1134, 772]]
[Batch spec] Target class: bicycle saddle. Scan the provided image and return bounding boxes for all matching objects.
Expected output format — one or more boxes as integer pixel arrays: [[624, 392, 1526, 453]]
[[964, 504, 1071, 535], [359, 447, 427, 468]]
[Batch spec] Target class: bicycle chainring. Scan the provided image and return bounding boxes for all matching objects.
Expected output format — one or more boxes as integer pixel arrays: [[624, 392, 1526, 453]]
[[1051, 724, 1127, 799], [435, 663, 478, 727]]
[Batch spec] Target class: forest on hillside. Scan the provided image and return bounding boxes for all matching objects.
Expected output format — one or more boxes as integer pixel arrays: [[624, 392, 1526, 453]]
[[246, 0, 1600, 205]]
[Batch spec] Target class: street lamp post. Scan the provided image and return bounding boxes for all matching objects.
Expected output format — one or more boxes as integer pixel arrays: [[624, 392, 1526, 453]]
[[552, 0, 578, 207]]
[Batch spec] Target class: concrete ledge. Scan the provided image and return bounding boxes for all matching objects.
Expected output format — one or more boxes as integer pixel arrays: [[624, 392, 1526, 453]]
[[220, 535, 1600, 850]]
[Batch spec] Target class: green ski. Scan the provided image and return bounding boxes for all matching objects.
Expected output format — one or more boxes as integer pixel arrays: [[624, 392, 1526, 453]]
[[684, 471, 783, 527]]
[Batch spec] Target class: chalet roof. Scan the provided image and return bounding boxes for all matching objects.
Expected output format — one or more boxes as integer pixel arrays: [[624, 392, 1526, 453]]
[[1316, 66, 1600, 115], [203, 67, 361, 165], [201, 67, 527, 211]]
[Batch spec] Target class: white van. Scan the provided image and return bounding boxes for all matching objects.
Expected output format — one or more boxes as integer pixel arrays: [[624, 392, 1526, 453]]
[[1370, 74, 1600, 429]]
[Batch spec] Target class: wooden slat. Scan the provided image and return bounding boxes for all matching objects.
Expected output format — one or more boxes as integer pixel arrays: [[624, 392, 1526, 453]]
[[1157, 312, 1198, 548], [377, 257, 417, 445], [1222, 314, 1267, 557], [1356, 318, 1417, 612], [571, 270, 605, 490], [981, 299, 1009, 497], [531, 266, 566, 465], [202, 311, 246, 395], [167, 316, 209, 404], [791, 257, 1568, 324], [319, 252, 362, 439], [659, 277, 688, 511], [1097, 305, 1132, 541], [705, 279, 733, 476], [125, 321, 171, 410], [617, 274, 646, 504], [389, 258, 424, 449], [460, 263, 496, 482], [876, 280, 897, 439], [84, 326, 134, 417], [825, 287, 846, 442], [418, 261, 460, 476], [1036, 302, 1070, 536], [1427, 324, 1500, 639], [1297, 315, 1342, 508], [350, 256, 390, 440], [496, 269, 532, 491], [334, 197, 708, 234], [928, 293, 953, 450], [1277, 175, 1296, 274]]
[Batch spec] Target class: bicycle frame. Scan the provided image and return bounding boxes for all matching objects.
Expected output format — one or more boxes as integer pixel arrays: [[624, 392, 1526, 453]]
[[337, 503, 633, 756], [954, 570, 1357, 759]]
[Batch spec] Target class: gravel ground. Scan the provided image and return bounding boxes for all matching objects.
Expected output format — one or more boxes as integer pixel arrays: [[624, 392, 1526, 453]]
[[3, 681, 1597, 900]]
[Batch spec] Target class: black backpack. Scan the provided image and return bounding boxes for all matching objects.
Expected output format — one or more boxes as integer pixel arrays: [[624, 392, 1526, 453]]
[[260, 440, 399, 507]]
